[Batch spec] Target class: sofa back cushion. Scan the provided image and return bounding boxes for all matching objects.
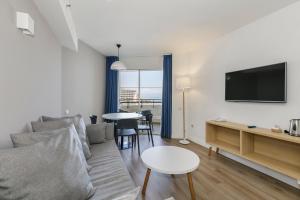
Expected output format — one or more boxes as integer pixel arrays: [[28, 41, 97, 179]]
[[104, 122, 115, 140], [39, 114, 92, 159], [86, 124, 106, 144], [10, 125, 91, 171], [0, 130, 94, 200], [31, 120, 71, 132]]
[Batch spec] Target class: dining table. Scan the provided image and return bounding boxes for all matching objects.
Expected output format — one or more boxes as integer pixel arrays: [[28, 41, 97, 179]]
[[102, 112, 143, 149], [102, 112, 142, 121]]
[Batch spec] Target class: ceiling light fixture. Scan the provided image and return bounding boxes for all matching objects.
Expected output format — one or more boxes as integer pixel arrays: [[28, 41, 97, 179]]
[[111, 44, 126, 70]]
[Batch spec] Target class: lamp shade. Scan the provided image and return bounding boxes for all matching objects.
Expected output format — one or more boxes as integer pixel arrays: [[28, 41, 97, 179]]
[[111, 61, 126, 70], [176, 76, 191, 90]]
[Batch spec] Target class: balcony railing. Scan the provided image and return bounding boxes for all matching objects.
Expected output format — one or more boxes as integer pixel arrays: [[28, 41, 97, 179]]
[[119, 98, 162, 124], [119, 98, 162, 108]]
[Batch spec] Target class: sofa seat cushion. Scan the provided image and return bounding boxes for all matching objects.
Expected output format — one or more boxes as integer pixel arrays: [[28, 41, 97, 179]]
[[88, 140, 136, 200]]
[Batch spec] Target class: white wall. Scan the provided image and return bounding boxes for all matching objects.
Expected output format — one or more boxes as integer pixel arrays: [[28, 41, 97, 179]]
[[0, 0, 62, 148], [122, 56, 163, 70], [176, 2, 300, 187], [61, 40, 106, 124], [172, 54, 192, 139]]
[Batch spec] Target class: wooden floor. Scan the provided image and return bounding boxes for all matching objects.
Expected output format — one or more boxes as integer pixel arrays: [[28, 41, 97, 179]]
[[119, 135, 300, 200]]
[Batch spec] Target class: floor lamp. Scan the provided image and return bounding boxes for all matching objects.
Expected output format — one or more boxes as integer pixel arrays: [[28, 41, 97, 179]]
[[176, 77, 191, 145]]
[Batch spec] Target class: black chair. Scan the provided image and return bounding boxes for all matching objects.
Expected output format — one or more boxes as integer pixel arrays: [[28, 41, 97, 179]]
[[138, 114, 154, 147], [116, 119, 140, 155], [141, 110, 151, 116], [140, 110, 153, 128]]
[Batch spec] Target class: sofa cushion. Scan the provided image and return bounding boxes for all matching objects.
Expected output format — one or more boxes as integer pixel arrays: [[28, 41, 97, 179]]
[[104, 122, 115, 140], [0, 129, 94, 200], [88, 140, 136, 200], [31, 120, 71, 132], [112, 187, 140, 200], [10, 125, 91, 171], [41, 114, 92, 159], [12, 125, 70, 147], [86, 124, 106, 144]]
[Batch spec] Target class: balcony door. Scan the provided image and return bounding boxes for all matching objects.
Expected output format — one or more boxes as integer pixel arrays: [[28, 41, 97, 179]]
[[119, 70, 163, 131]]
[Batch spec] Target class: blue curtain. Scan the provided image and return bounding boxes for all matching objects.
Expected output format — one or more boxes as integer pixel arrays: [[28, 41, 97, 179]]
[[105, 56, 118, 114], [161, 55, 172, 138]]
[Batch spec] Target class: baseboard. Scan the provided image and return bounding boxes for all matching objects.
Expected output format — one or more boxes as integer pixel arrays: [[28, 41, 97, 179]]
[[188, 136, 209, 148]]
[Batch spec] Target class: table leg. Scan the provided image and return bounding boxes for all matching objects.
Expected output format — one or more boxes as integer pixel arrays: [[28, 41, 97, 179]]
[[187, 172, 196, 200], [208, 146, 212, 156], [120, 136, 124, 149], [114, 121, 118, 145], [142, 168, 151, 195]]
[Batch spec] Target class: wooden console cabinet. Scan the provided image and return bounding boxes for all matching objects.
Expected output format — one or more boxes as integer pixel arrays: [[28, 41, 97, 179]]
[[206, 121, 300, 183]]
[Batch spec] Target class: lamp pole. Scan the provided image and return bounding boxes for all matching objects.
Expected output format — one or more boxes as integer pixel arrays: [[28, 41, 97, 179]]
[[180, 88, 190, 144]]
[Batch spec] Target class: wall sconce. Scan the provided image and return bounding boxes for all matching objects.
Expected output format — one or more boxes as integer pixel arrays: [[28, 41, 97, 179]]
[[16, 12, 34, 36]]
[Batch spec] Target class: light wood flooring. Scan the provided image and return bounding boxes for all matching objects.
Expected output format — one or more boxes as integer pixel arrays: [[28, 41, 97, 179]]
[[119, 135, 300, 200]]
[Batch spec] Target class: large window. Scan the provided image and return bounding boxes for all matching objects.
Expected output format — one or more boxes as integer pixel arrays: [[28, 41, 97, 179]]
[[119, 70, 163, 119], [140, 71, 163, 100], [119, 70, 139, 106]]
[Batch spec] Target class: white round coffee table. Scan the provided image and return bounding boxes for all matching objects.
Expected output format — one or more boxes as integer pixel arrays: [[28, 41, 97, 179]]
[[141, 146, 200, 200]]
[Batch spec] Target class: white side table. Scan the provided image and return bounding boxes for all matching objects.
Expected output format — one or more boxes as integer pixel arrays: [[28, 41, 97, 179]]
[[141, 146, 200, 200]]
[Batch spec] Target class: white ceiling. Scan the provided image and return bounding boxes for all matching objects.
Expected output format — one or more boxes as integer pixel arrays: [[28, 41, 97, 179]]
[[71, 0, 298, 57]]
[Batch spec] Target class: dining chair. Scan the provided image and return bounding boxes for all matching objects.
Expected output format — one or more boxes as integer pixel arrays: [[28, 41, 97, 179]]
[[139, 110, 152, 127], [138, 114, 154, 147], [141, 110, 152, 116], [116, 119, 140, 155]]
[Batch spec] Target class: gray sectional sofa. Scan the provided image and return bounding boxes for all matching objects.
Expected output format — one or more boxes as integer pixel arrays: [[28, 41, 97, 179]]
[[0, 114, 139, 200]]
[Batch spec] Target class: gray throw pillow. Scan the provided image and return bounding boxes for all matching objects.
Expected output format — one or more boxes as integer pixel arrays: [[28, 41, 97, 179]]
[[0, 130, 95, 200], [104, 122, 115, 140], [10, 125, 91, 171], [31, 120, 71, 132], [40, 114, 92, 159], [86, 124, 106, 144]]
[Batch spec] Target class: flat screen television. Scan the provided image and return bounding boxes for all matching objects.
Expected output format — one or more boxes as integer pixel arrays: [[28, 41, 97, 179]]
[[225, 62, 287, 102]]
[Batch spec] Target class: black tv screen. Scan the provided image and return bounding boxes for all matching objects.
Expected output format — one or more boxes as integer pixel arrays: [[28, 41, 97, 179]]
[[225, 62, 287, 102]]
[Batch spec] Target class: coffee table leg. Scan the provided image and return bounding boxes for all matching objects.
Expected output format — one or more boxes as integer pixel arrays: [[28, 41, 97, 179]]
[[187, 172, 196, 200], [142, 168, 151, 195]]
